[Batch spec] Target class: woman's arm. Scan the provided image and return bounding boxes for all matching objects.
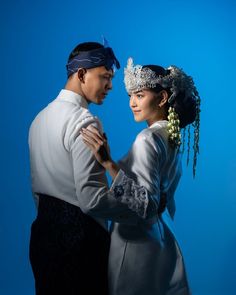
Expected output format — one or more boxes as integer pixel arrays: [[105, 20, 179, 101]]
[[81, 126, 167, 218]]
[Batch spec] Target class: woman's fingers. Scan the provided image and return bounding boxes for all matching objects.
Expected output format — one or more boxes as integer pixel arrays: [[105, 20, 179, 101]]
[[85, 126, 105, 141], [82, 137, 94, 149], [81, 132, 97, 146], [88, 125, 105, 138], [81, 129, 104, 145], [81, 131, 110, 163]]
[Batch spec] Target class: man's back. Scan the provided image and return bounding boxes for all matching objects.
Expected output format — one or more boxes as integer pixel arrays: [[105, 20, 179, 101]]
[[29, 89, 106, 208], [28, 40, 122, 295], [29, 89, 111, 294]]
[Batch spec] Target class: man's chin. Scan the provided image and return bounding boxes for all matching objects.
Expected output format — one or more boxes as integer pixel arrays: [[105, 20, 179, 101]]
[[96, 98, 104, 105], [90, 98, 104, 105], [97, 96, 105, 104]]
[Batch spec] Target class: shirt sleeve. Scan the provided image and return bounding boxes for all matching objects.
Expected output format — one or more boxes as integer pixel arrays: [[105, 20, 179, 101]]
[[69, 119, 144, 224], [109, 131, 167, 219]]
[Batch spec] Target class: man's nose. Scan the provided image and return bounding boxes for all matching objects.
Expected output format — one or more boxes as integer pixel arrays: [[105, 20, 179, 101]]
[[106, 79, 112, 91]]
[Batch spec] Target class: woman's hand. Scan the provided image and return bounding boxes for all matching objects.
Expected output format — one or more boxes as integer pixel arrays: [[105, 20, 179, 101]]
[[81, 125, 120, 179], [80, 125, 112, 168]]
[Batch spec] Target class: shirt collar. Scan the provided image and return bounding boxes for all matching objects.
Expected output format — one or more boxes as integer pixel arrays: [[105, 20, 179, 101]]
[[149, 120, 168, 129], [56, 89, 88, 109]]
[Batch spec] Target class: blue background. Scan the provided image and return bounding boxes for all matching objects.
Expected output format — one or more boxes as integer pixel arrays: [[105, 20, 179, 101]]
[[1, 0, 236, 294]]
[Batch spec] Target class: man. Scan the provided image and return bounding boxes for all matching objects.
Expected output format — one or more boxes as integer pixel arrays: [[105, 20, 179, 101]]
[[29, 41, 152, 295]]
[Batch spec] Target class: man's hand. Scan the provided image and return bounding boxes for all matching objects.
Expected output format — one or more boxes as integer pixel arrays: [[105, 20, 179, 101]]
[[158, 194, 167, 215]]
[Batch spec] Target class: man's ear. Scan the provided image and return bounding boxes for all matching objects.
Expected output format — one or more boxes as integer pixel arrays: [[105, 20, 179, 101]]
[[77, 68, 87, 83], [158, 90, 169, 107]]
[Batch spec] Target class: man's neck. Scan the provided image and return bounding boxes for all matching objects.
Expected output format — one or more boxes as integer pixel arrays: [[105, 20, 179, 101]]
[[64, 81, 80, 96]]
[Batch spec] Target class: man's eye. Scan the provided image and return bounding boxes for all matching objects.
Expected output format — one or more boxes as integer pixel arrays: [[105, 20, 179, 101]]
[[103, 76, 112, 80], [137, 95, 143, 99]]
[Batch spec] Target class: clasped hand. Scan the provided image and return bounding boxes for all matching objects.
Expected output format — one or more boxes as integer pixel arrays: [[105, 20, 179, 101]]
[[80, 125, 111, 168]]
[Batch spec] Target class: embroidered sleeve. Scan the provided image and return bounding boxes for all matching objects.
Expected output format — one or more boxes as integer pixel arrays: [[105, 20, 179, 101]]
[[109, 131, 167, 219], [109, 169, 149, 219]]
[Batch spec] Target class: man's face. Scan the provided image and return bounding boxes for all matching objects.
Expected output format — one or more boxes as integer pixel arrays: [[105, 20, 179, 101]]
[[82, 66, 114, 104]]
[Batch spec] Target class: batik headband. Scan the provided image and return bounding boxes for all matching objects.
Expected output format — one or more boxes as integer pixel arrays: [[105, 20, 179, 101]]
[[66, 47, 120, 78]]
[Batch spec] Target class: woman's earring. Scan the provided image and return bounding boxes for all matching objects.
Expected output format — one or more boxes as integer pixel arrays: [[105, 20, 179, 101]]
[[167, 107, 181, 149]]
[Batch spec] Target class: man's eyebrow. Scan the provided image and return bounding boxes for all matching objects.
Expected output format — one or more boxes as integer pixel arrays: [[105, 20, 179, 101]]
[[103, 72, 114, 78]]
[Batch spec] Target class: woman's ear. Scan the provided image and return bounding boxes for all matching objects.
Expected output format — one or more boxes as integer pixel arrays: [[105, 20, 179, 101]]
[[77, 68, 87, 83], [158, 90, 169, 107]]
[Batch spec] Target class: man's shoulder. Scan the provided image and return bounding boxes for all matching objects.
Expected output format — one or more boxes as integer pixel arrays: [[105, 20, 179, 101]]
[[69, 108, 102, 130], [64, 109, 103, 151]]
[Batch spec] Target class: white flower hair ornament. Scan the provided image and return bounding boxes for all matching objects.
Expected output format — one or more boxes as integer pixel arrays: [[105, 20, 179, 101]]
[[124, 58, 201, 177]]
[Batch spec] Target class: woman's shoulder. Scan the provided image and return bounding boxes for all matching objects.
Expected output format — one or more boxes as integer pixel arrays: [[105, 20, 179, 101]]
[[136, 123, 168, 144], [132, 124, 169, 160]]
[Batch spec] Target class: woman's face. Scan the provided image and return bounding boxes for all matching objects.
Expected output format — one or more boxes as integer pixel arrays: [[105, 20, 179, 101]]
[[129, 89, 162, 126]]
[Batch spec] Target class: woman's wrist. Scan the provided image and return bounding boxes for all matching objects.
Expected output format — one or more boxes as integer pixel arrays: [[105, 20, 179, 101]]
[[104, 160, 120, 180]]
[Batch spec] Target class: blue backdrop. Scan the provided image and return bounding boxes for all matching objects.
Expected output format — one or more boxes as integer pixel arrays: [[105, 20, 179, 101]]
[[1, 0, 236, 294]]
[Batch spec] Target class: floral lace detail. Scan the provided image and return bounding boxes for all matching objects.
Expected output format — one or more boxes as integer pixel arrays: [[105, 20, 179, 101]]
[[110, 172, 148, 218]]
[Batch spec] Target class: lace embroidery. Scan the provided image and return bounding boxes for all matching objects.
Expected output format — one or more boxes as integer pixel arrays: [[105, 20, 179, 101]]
[[110, 172, 148, 218]]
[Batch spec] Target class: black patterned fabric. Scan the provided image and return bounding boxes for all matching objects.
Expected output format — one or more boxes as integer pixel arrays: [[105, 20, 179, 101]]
[[29, 194, 110, 295]]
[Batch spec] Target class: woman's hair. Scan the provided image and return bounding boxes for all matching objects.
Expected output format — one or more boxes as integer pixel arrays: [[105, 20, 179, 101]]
[[68, 42, 103, 63], [142, 65, 197, 128]]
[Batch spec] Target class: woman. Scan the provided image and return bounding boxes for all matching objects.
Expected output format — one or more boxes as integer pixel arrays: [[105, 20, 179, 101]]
[[81, 58, 200, 295]]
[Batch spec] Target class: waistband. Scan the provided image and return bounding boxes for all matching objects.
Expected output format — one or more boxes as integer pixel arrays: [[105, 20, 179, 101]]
[[36, 194, 96, 227]]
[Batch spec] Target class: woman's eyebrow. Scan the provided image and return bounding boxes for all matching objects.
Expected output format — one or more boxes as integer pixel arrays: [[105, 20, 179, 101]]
[[134, 90, 144, 94]]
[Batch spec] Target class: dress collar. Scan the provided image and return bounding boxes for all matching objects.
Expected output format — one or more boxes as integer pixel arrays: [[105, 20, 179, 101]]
[[148, 120, 168, 129], [56, 89, 88, 109]]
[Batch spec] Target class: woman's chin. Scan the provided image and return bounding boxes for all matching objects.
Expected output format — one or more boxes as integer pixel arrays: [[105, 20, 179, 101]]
[[134, 117, 143, 122]]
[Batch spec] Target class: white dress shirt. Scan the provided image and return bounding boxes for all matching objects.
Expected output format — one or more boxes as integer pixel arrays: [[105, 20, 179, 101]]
[[29, 89, 156, 229]]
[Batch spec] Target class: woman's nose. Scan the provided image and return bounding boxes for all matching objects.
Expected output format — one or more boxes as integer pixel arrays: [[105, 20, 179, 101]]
[[130, 96, 137, 107]]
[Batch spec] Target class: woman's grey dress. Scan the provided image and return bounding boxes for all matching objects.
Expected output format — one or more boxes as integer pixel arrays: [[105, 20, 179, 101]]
[[108, 120, 191, 295]]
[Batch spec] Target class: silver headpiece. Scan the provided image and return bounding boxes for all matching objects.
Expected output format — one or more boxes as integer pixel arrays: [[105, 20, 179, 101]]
[[124, 58, 198, 104]]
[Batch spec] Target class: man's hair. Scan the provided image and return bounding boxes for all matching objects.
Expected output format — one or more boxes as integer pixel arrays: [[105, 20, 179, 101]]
[[67, 42, 104, 63]]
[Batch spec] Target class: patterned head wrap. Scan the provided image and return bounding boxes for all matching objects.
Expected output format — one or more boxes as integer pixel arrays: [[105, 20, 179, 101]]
[[66, 47, 120, 78]]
